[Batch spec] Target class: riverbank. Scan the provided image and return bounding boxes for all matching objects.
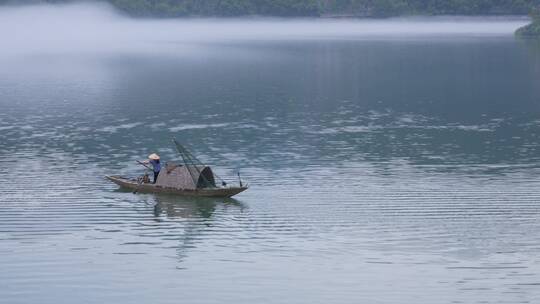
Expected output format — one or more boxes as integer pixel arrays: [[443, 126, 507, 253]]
[[516, 20, 540, 36], [516, 8, 540, 37]]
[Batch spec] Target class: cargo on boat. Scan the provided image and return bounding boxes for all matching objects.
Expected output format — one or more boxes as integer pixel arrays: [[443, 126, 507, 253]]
[[106, 139, 248, 198]]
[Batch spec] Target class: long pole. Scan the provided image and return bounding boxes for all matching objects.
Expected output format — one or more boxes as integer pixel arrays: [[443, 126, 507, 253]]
[[237, 171, 243, 187], [136, 160, 152, 170]]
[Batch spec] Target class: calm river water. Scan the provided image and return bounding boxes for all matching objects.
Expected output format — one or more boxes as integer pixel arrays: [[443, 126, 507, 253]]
[[1, 5, 540, 304]]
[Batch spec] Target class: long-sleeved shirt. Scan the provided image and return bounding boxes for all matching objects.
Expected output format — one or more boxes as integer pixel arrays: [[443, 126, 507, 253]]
[[149, 159, 161, 173]]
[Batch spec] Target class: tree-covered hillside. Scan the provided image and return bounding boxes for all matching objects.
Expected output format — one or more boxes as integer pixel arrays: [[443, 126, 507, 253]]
[[3, 0, 540, 17], [330, 0, 540, 16], [108, 0, 540, 17], [108, 0, 318, 17]]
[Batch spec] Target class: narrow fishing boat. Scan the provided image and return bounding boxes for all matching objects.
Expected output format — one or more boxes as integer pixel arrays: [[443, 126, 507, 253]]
[[106, 139, 248, 198]]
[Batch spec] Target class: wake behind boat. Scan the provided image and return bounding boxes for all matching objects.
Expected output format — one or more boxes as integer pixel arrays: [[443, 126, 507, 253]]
[[106, 139, 248, 198]]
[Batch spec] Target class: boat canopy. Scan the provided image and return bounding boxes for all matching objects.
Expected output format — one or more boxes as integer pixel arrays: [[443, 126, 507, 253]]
[[156, 163, 216, 190]]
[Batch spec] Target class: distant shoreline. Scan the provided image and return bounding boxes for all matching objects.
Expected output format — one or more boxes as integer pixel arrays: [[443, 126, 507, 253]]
[[0, 2, 532, 29], [6, 0, 534, 19], [0, 2, 532, 20], [116, 13, 531, 21], [318, 14, 529, 19]]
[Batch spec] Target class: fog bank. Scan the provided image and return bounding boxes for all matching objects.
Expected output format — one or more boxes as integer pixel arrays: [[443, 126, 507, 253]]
[[0, 2, 529, 56]]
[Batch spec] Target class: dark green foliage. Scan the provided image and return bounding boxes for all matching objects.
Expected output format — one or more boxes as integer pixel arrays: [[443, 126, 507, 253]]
[[532, 5, 540, 20], [321, 0, 540, 16], [372, 0, 409, 16], [256, 0, 319, 16], [109, 0, 153, 16], [108, 0, 319, 17]]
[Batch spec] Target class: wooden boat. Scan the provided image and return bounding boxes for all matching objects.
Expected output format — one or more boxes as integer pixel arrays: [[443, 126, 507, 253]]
[[106, 139, 248, 198], [106, 175, 248, 197]]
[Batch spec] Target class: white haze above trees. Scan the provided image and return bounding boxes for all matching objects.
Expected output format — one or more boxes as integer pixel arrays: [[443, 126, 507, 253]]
[[1, 2, 529, 58]]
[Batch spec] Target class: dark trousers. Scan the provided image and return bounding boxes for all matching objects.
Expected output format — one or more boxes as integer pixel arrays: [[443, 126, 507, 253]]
[[153, 171, 159, 184]]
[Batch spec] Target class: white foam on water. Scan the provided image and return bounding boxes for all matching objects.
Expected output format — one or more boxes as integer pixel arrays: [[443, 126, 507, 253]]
[[98, 122, 143, 133], [169, 123, 230, 132]]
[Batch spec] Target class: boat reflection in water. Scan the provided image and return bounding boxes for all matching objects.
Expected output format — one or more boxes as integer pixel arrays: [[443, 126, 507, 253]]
[[152, 194, 246, 219], [147, 194, 247, 264]]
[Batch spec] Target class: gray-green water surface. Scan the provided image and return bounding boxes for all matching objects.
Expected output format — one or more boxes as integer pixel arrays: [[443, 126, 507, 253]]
[[1, 4, 540, 304]]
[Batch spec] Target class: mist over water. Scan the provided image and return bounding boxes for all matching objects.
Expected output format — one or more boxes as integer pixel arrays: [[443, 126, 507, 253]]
[[1, 3, 540, 304], [0, 2, 529, 57]]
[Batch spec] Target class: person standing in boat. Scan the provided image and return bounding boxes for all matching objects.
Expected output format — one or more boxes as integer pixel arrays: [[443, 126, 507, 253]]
[[143, 153, 161, 184]]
